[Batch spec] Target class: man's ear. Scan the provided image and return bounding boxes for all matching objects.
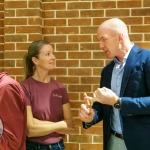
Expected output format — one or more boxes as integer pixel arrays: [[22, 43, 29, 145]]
[[118, 33, 124, 44], [32, 57, 38, 65]]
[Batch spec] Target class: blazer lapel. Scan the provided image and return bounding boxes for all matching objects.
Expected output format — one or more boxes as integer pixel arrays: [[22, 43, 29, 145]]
[[120, 45, 141, 96]]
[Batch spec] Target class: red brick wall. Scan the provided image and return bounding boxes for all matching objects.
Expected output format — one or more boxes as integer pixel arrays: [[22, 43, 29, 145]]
[[0, 0, 4, 71], [3, 0, 150, 150]]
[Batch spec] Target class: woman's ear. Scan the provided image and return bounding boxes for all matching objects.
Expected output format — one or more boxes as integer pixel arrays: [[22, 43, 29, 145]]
[[32, 57, 38, 65]]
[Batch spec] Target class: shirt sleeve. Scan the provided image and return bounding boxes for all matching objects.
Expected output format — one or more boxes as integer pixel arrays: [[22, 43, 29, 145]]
[[0, 84, 26, 150]]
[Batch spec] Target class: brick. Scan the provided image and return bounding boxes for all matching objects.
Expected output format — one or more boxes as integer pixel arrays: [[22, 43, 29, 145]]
[[68, 52, 91, 59], [56, 60, 79, 67], [4, 51, 25, 59], [135, 42, 150, 49], [44, 19, 66, 26], [93, 135, 103, 143], [43, 2, 66, 10], [71, 109, 79, 117], [70, 101, 83, 109], [5, 18, 27, 25], [54, 52, 66, 59], [56, 43, 79, 51], [16, 43, 29, 50], [93, 51, 107, 59], [144, 17, 150, 24], [69, 135, 92, 143], [44, 35, 66, 43], [68, 92, 79, 100], [28, 1, 41, 8], [29, 18, 42, 25], [80, 26, 97, 34], [0, 3, 4, 10], [120, 17, 143, 25], [80, 43, 99, 50], [93, 18, 111, 25], [4, 60, 15, 67], [5, 26, 15, 34], [81, 77, 100, 84], [0, 52, 4, 59], [93, 68, 102, 76], [106, 9, 129, 17], [48, 68, 67, 75], [42, 11, 55, 18], [117, 1, 141, 8], [81, 10, 104, 17], [131, 25, 150, 33], [69, 85, 91, 93], [0, 12, 4, 19], [56, 77, 79, 84], [0, 60, 4, 67], [68, 2, 91, 9], [56, 10, 79, 18], [5, 1, 27, 8], [16, 26, 42, 33], [68, 68, 92, 76], [42, 27, 54, 34], [0, 28, 4, 34], [5, 10, 15, 17], [0, 20, 4, 26], [81, 60, 104, 67], [68, 19, 91, 26], [0, 36, 4, 43], [143, 0, 150, 7], [132, 8, 150, 16], [81, 144, 103, 150], [4, 43, 15, 50], [56, 27, 79, 34], [5, 35, 27, 42], [16, 9, 41, 17], [28, 34, 43, 42], [92, 1, 116, 9], [129, 34, 142, 41], [16, 60, 23, 67], [4, 68, 24, 75], [144, 34, 150, 41], [68, 35, 91, 42], [65, 143, 79, 150]]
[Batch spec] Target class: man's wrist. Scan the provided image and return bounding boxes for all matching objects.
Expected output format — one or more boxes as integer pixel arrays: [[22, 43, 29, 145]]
[[114, 97, 122, 109]]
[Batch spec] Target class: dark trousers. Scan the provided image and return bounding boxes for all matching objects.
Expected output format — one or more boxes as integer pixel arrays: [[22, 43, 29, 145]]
[[26, 140, 65, 150]]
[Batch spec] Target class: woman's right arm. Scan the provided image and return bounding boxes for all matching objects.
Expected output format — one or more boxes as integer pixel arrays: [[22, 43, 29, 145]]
[[27, 106, 74, 137]]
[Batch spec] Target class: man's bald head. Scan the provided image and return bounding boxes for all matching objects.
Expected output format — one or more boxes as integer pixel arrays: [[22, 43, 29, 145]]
[[99, 18, 129, 36]]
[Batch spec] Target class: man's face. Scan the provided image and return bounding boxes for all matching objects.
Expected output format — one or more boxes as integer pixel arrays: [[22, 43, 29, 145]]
[[97, 27, 120, 59]]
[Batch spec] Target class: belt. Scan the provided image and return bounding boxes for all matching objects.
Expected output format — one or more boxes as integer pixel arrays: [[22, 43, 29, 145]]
[[26, 139, 64, 148], [111, 129, 123, 139]]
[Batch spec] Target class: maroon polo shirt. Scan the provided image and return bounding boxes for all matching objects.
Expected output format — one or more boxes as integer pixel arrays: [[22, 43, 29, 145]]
[[21, 77, 69, 144]]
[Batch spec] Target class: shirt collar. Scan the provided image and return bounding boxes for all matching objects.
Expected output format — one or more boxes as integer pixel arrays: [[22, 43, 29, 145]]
[[114, 44, 134, 65]]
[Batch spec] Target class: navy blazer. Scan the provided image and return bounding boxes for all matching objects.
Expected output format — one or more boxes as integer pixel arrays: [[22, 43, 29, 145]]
[[83, 45, 150, 150]]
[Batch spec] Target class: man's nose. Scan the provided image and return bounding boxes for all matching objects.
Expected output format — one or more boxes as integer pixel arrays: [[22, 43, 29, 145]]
[[99, 42, 104, 49]]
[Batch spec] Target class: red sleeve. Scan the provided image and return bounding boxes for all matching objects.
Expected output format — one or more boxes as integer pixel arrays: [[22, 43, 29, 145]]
[[0, 84, 26, 150]]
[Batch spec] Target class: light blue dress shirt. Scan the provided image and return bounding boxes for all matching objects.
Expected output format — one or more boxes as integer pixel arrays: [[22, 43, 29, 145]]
[[111, 48, 132, 134]]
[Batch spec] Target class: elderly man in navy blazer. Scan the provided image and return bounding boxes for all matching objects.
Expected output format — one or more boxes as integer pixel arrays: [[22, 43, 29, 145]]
[[79, 18, 150, 150]]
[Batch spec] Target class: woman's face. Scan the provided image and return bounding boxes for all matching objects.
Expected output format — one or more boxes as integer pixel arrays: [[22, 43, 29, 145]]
[[33, 44, 56, 71]]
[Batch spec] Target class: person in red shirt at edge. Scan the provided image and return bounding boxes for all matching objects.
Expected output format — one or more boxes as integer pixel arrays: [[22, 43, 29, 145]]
[[21, 40, 75, 150], [0, 72, 27, 150]]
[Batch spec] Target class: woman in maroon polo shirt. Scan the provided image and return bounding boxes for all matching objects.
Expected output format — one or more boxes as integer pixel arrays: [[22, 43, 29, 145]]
[[21, 40, 75, 150]]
